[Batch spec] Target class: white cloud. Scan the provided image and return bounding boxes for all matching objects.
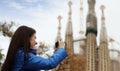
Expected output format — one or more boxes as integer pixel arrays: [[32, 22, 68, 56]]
[[25, 0, 40, 3], [8, 1, 24, 10]]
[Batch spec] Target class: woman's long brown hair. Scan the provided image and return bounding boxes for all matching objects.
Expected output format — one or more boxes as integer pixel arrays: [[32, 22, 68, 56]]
[[1, 26, 36, 71]]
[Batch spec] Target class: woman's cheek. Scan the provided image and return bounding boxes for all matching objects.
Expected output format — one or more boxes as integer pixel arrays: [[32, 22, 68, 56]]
[[33, 41, 37, 47], [30, 41, 34, 47]]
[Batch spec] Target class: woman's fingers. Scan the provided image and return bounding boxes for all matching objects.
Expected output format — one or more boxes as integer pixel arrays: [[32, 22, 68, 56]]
[[58, 40, 65, 48]]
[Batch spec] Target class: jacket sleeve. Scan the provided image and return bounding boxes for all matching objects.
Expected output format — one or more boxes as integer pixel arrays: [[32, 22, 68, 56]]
[[24, 48, 68, 70]]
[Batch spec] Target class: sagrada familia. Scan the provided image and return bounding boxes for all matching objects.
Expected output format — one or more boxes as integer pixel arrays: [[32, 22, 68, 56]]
[[38, 0, 120, 71]]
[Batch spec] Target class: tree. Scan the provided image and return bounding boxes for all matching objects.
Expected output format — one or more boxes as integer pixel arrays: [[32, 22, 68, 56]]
[[37, 42, 51, 57], [0, 49, 4, 70], [0, 49, 4, 61], [0, 21, 15, 37]]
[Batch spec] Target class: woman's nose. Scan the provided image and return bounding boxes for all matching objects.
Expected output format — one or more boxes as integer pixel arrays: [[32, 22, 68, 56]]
[[35, 42, 37, 45]]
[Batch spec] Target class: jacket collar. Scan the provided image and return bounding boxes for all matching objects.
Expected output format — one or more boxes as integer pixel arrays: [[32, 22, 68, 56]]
[[20, 47, 37, 55]]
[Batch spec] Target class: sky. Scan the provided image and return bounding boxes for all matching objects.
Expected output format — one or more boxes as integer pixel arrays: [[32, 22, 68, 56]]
[[0, 0, 120, 58]]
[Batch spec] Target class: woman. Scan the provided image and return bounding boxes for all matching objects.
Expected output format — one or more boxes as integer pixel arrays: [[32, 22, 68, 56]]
[[1, 26, 67, 71]]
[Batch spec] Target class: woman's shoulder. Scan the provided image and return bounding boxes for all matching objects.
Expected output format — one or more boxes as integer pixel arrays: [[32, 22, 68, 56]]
[[15, 48, 24, 59]]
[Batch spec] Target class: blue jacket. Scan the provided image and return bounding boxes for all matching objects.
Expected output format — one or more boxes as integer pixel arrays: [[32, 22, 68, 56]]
[[12, 48, 67, 71]]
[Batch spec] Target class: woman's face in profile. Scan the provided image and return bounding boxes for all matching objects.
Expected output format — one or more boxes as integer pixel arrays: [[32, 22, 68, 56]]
[[30, 34, 37, 48]]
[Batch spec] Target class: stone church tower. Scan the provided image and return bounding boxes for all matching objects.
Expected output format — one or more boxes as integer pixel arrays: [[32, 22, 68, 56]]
[[56, 15, 62, 41], [98, 5, 111, 71], [52, 0, 113, 71], [65, 1, 74, 56], [64, 1, 74, 71], [86, 0, 98, 71], [53, 1, 74, 71]]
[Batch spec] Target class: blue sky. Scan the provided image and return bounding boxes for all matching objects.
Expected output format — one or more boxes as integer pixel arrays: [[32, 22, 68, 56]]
[[0, 0, 54, 21], [0, 0, 120, 57]]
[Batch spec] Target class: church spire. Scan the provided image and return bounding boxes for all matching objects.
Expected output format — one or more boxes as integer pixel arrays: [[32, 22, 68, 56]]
[[100, 5, 108, 43], [56, 15, 62, 41], [65, 1, 74, 70], [99, 5, 111, 71], [66, 1, 73, 35], [86, 0, 97, 36], [65, 1, 73, 50], [68, 1, 72, 20], [86, 0, 98, 71], [79, 0, 84, 34]]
